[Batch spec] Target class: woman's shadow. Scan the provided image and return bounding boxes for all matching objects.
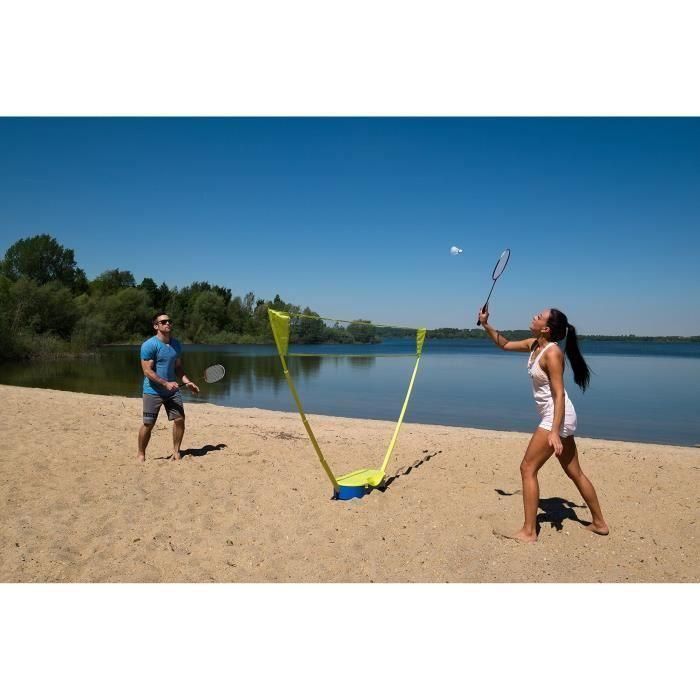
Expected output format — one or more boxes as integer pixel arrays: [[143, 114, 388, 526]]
[[495, 489, 593, 533]]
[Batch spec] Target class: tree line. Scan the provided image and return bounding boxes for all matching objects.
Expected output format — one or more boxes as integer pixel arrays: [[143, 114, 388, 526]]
[[0, 235, 387, 361]]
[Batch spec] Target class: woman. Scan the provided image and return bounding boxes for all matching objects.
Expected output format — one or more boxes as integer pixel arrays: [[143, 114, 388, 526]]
[[479, 307, 609, 543]]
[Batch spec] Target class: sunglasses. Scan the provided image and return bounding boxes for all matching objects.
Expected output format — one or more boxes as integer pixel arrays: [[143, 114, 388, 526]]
[[157, 319, 173, 325]]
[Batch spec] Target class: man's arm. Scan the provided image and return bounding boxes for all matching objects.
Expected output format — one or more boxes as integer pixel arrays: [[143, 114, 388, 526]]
[[175, 357, 189, 385], [175, 357, 199, 393], [141, 358, 179, 392]]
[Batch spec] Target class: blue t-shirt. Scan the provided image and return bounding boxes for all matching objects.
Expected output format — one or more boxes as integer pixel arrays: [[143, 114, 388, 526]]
[[140, 336, 182, 396]]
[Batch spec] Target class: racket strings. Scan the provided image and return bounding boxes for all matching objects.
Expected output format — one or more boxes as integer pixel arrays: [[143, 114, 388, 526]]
[[203, 364, 226, 383], [492, 249, 511, 279]]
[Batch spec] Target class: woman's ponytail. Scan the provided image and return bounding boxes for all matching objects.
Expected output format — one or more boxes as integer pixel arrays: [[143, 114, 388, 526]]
[[564, 323, 590, 392], [548, 309, 591, 392]]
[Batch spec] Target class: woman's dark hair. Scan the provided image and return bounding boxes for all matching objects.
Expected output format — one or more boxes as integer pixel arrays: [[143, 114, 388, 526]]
[[547, 308, 590, 391]]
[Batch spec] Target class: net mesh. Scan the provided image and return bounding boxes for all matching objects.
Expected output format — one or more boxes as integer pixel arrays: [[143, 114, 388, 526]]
[[270, 311, 425, 356]]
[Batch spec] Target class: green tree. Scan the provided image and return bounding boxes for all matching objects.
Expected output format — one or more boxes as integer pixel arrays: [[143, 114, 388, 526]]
[[138, 277, 159, 305], [1, 234, 88, 292], [252, 299, 272, 341], [295, 308, 325, 343], [156, 282, 172, 310], [100, 287, 154, 341], [90, 268, 136, 297], [183, 281, 232, 306], [188, 290, 227, 342], [0, 275, 21, 360], [7, 277, 49, 334], [36, 281, 80, 338], [137, 278, 171, 312], [243, 291, 255, 314], [71, 315, 111, 351], [325, 322, 354, 344], [226, 296, 247, 334], [347, 319, 377, 344], [0, 277, 79, 357], [269, 294, 288, 311]]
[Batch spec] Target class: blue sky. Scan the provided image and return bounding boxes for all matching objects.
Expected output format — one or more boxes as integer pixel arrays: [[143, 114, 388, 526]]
[[1, 117, 698, 335]]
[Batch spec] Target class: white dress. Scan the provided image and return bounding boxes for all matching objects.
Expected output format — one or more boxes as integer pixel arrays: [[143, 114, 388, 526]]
[[527, 341, 577, 437]]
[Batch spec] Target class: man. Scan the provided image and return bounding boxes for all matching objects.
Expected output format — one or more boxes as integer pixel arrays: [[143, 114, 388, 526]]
[[137, 312, 199, 461]]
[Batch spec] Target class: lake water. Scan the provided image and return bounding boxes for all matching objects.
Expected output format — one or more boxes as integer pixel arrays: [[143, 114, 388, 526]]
[[1, 339, 699, 446]]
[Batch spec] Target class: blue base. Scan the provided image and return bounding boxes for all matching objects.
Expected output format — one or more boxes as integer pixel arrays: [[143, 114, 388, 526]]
[[334, 484, 370, 500]]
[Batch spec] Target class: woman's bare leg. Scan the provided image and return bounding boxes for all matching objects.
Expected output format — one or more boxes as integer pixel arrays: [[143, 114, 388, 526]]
[[513, 428, 554, 543], [558, 437, 609, 535]]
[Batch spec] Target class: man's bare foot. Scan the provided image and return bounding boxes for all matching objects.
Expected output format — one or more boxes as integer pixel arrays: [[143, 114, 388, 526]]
[[169, 451, 182, 461], [585, 521, 609, 536], [137, 453, 146, 462]]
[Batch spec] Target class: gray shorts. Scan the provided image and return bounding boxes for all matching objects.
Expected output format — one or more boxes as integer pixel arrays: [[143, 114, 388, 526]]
[[142, 392, 185, 424]]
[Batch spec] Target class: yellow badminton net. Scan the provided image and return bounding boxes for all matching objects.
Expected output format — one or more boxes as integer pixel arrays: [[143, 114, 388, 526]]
[[268, 309, 426, 491]]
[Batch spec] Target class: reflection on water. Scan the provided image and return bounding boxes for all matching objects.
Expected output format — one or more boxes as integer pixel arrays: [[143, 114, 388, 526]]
[[1, 340, 698, 446]]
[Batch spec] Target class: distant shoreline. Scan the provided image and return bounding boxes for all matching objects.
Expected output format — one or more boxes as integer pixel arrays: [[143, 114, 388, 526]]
[[104, 334, 700, 346], [422, 331, 700, 343], [4, 334, 698, 365]]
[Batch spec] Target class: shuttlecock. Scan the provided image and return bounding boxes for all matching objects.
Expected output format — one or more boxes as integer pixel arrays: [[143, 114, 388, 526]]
[[450, 246, 463, 256]]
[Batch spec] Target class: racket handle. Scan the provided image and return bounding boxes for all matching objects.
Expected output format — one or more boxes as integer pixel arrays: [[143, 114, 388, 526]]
[[476, 304, 487, 326]]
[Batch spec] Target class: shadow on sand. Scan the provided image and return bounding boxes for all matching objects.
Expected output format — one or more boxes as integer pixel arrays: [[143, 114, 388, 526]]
[[375, 449, 442, 493], [495, 488, 593, 533], [155, 443, 228, 460]]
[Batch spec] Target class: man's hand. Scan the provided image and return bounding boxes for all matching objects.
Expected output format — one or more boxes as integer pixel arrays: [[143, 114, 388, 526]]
[[185, 382, 200, 394]]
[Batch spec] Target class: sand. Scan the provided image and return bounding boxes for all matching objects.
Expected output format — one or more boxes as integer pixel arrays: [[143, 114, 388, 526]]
[[0, 385, 698, 582]]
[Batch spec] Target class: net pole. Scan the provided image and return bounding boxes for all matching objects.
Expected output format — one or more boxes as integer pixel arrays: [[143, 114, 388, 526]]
[[378, 354, 422, 475], [277, 353, 339, 488]]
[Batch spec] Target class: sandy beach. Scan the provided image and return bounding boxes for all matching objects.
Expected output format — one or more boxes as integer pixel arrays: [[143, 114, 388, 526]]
[[1, 384, 697, 583]]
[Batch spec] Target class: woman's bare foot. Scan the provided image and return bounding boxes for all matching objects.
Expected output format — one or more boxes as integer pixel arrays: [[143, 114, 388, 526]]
[[585, 521, 609, 536], [493, 528, 538, 543], [169, 451, 182, 461], [511, 528, 538, 543], [137, 452, 146, 462]]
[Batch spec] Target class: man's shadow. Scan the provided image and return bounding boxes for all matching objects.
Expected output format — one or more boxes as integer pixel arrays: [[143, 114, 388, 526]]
[[495, 489, 592, 533], [156, 443, 227, 460], [180, 443, 228, 458]]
